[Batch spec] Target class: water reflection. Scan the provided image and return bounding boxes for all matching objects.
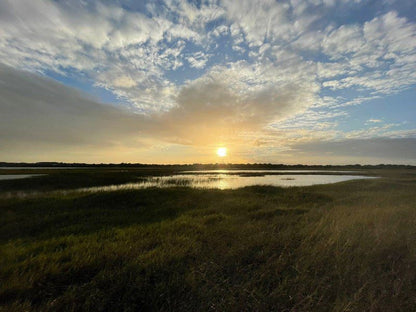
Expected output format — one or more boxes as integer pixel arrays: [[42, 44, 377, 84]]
[[0, 174, 44, 181], [182, 170, 358, 174], [78, 172, 375, 192]]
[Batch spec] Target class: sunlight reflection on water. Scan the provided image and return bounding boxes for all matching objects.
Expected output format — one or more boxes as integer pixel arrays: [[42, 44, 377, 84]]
[[78, 172, 375, 192]]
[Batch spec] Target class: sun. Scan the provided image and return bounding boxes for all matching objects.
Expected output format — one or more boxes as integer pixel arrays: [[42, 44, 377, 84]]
[[216, 147, 227, 157]]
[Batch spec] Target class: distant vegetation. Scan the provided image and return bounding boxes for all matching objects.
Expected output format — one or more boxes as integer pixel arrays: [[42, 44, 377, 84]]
[[1, 161, 415, 170], [1, 168, 416, 311]]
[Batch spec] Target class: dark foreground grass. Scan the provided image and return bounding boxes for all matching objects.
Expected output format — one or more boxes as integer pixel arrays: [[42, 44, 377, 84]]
[[1, 169, 416, 311]]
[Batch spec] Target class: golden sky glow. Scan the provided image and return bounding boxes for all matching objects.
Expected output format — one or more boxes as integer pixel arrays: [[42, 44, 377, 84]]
[[0, 1, 415, 165]]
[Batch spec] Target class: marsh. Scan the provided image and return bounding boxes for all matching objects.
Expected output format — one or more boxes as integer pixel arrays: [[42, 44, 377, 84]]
[[1, 167, 415, 311]]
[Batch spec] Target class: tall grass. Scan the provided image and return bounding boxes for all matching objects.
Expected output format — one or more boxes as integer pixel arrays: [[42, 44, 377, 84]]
[[1, 169, 416, 311]]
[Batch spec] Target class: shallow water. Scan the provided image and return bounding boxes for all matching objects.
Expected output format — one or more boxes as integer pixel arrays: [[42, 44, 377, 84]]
[[182, 170, 358, 174], [79, 172, 375, 192], [0, 167, 83, 170], [0, 174, 44, 181]]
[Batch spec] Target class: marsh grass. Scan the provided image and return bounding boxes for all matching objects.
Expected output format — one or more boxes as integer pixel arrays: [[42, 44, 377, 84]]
[[1, 169, 416, 311]]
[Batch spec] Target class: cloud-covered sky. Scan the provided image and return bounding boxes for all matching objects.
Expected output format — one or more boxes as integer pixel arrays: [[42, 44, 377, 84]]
[[0, 0, 415, 164]]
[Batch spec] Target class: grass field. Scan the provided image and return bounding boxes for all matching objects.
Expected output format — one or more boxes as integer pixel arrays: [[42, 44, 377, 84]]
[[1, 168, 416, 311]]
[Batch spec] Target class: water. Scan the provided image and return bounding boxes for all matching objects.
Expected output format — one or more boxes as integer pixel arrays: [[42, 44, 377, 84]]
[[0, 170, 376, 198], [182, 170, 358, 174], [0, 167, 84, 170], [79, 171, 375, 192], [0, 174, 44, 181]]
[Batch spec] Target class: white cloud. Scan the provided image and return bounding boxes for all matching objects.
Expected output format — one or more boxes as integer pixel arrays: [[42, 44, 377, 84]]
[[186, 52, 209, 69], [211, 25, 229, 37], [319, 11, 416, 96], [0, 0, 415, 163], [367, 119, 383, 123], [1, 0, 415, 113], [112, 76, 137, 88], [222, 0, 303, 46], [0, 0, 204, 111], [322, 24, 365, 58]]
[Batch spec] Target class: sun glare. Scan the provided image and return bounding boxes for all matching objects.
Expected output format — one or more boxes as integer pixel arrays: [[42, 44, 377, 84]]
[[217, 147, 227, 157]]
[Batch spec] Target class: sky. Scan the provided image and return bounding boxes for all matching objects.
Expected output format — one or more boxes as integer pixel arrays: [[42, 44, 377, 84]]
[[0, 0, 415, 164]]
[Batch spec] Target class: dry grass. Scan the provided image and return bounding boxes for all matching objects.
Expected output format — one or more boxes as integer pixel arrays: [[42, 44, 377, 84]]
[[1, 169, 416, 311]]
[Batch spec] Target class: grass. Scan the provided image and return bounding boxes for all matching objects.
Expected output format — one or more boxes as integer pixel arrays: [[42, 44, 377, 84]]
[[1, 168, 416, 311]]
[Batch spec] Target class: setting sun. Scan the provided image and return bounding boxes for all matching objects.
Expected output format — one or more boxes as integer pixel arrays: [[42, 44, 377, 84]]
[[217, 147, 227, 157]]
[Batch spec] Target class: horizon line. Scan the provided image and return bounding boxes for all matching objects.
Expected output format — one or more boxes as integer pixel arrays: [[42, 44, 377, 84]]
[[1, 162, 415, 168]]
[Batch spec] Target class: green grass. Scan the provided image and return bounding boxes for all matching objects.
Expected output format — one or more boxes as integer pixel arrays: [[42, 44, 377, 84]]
[[1, 169, 416, 311]]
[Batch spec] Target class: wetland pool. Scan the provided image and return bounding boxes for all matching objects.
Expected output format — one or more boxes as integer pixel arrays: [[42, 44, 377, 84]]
[[79, 170, 376, 192]]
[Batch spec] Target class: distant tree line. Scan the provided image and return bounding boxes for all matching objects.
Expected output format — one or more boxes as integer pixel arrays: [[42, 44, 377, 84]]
[[0, 162, 415, 169]]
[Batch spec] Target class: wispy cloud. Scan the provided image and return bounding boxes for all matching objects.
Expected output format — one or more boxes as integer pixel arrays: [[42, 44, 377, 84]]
[[1, 1, 415, 110], [366, 119, 383, 124]]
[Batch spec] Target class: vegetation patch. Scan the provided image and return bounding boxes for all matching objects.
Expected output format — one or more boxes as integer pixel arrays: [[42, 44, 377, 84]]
[[1, 168, 416, 311]]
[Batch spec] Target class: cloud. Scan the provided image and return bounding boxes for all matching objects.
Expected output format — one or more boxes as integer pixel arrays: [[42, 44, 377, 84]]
[[292, 137, 416, 164], [0, 64, 315, 157], [1, 64, 415, 164], [320, 11, 416, 95], [0, 0, 326, 112], [0, 64, 145, 149], [153, 78, 311, 145], [186, 51, 209, 69], [366, 119, 383, 123], [1, 0, 415, 114], [0, 0, 201, 110], [322, 24, 364, 58], [112, 76, 137, 88], [0, 1, 415, 163]]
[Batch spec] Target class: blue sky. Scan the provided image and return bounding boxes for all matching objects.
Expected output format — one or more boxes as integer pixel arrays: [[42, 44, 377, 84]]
[[0, 0, 415, 164]]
